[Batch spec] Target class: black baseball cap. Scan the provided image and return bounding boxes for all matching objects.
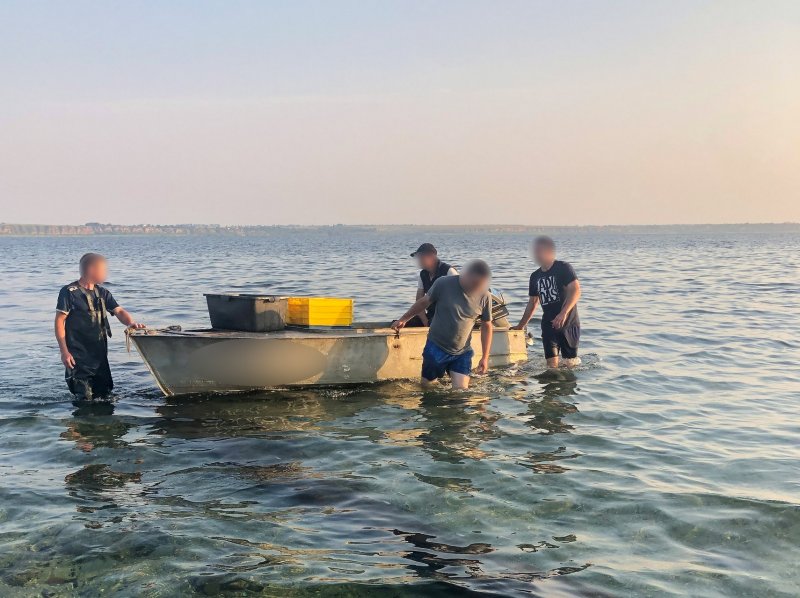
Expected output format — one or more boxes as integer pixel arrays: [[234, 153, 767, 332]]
[[410, 243, 437, 257]]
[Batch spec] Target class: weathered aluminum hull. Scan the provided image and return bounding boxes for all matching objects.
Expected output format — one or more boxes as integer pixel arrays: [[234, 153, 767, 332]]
[[129, 325, 528, 396]]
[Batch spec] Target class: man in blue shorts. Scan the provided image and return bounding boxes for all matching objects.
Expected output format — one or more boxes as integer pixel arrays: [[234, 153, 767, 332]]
[[392, 260, 493, 389], [512, 236, 582, 368]]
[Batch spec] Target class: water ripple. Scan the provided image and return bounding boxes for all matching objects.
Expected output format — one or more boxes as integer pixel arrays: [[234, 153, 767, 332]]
[[1, 231, 799, 596]]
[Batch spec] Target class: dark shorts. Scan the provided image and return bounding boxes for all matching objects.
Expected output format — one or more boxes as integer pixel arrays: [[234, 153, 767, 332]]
[[421, 340, 474, 381], [542, 325, 580, 360]]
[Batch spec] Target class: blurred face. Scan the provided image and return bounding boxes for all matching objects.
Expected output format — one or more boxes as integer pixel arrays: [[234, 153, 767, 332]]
[[460, 271, 490, 294], [416, 252, 438, 271], [533, 242, 555, 267], [84, 259, 108, 283]]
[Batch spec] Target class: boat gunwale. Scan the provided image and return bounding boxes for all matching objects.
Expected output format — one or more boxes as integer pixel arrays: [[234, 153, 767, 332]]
[[128, 322, 518, 340]]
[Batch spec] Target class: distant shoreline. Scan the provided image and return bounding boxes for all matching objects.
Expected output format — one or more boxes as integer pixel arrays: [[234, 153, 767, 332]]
[[1, 222, 798, 237]]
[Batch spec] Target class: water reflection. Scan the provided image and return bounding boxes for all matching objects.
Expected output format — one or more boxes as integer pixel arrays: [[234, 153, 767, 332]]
[[392, 529, 494, 577], [415, 393, 501, 463], [525, 369, 579, 435], [61, 400, 146, 529], [151, 385, 513, 466], [61, 401, 131, 452], [53, 379, 589, 591], [151, 389, 374, 438], [65, 463, 141, 492], [391, 528, 590, 584]]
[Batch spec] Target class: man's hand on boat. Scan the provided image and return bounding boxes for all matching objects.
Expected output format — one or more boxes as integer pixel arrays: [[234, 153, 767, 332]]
[[127, 322, 147, 330], [390, 319, 407, 332], [392, 296, 430, 333]]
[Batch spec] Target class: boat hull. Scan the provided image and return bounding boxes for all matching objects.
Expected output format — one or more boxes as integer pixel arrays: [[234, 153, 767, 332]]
[[129, 325, 528, 396]]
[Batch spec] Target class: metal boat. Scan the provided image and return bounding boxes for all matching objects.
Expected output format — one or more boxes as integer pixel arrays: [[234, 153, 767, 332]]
[[128, 323, 528, 396]]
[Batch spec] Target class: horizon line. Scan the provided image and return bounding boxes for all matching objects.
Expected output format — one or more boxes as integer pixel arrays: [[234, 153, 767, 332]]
[[2, 221, 799, 229]]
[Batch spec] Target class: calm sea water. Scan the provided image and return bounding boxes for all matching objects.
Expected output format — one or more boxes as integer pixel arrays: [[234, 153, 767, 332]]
[[0, 231, 798, 597]]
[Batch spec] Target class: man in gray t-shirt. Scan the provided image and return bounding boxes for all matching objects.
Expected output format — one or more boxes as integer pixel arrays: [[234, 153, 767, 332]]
[[392, 260, 494, 389]]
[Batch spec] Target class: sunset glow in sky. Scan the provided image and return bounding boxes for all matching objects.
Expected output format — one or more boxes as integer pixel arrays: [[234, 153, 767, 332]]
[[1, 1, 798, 225]]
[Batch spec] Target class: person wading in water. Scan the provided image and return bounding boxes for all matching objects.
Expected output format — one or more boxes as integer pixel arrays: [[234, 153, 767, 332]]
[[54, 253, 145, 401], [406, 242, 458, 327], [392, 259, 493, 389], [512, 236, 582, 368]]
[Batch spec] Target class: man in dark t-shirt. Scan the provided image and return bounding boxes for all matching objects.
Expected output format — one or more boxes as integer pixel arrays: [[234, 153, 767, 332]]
[[512, 236, 582, 367], [55, 253, 145, 400], [407, 242, 458, 327]]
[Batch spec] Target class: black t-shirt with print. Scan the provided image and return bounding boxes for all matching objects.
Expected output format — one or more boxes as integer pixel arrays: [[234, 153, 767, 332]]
[[528, 261, 580, 334]]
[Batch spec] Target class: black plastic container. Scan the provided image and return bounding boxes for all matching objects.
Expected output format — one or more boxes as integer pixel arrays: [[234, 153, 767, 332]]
[[205, 294, 287, 332]]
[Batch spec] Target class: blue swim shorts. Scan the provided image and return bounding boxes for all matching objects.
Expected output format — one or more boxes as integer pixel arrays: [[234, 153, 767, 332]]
[[421, 339, 474, 381]]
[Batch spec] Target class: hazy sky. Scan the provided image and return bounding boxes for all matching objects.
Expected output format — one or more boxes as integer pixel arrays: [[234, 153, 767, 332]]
[[1, 1, 798, 226]]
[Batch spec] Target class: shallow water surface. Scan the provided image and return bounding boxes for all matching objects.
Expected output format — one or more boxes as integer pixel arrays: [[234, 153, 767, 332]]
[[0, 231, 798, 596]]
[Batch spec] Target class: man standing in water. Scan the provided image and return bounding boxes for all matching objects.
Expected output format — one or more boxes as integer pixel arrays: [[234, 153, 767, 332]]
[[407, 242, 458, 327], [55, 253, 145, 400], [392, 260, 493, 389], [512, 236, 581, 368]]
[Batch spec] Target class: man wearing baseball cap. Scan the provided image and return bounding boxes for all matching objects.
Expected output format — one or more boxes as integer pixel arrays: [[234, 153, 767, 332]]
[[408, 243, 458, 327]]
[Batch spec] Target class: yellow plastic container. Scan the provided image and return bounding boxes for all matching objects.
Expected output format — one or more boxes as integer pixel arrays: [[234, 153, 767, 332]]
[[286, 297, 354, 327]]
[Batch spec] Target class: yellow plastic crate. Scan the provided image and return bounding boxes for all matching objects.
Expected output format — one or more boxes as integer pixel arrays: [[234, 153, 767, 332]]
[[286, 297, 354, 327]]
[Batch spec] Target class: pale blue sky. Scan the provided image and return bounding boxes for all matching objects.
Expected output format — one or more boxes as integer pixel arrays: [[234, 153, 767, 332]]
[[1, 1, 798, 225]]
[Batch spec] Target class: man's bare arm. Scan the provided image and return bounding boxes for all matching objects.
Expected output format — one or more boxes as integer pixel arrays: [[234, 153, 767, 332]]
[[391, 296, 432, 331], [476, 320, 493, 374], [512, 296, 540, 330], [54, 312, 75, 368], [551, 280, 581, 330], [111, 307, 145, 329]]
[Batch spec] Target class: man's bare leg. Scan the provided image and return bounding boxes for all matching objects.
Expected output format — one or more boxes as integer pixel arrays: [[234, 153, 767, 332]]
[[450, 372, 470, 390], [546, 356, 559, 369], [421, 377, 438, 389]]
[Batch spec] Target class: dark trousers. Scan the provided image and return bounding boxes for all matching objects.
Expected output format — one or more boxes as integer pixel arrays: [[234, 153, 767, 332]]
[[66, 358, 114, 400]]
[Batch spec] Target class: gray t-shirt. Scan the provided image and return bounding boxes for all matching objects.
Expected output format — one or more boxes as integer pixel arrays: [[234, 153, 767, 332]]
[[426, 275, 491, 355]]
